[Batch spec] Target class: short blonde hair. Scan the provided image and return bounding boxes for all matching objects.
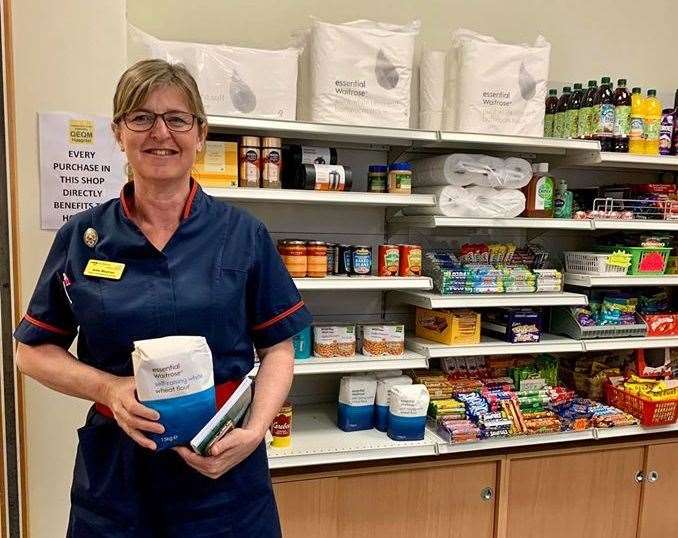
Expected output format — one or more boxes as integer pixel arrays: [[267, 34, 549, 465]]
[[113, 59, 207, 132]]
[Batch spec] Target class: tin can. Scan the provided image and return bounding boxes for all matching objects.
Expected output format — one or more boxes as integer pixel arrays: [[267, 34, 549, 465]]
[[399, 244, 422, 276], [278, 240, 307, 278], [351, 245, 372, 276], [336, 244, 352, 275], [326, 243, 337, 275], [271, 402, 293, 448], [306, 241, 327, 278], [378, 244, 400, 276]]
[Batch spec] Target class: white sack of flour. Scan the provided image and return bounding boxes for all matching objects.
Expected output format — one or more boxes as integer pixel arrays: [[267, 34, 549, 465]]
[[307, 19, 419, 128], [387, 384, 430, 441], [128, 25, 299, 120], [375, 375, 413, 432], [337, 375, 377, 431], [132, 335, 215, 450]]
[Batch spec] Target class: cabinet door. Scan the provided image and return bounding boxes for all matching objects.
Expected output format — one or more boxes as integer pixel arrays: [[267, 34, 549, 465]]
[[274, 478, 338, 538], [506, 448, 644, 538], [335, 462, 497, 538], [639, 442, 678, 538]]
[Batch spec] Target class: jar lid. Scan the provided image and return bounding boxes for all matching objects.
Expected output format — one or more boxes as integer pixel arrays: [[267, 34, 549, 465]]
[[262, 137, 282, 148], [389, 162, 411, 171], [279, 239, 306, 246], [306, 240, 327, 246], [240, 136, 260, 147], [369, 165, 388, 173], [352, 245, 372, 249]]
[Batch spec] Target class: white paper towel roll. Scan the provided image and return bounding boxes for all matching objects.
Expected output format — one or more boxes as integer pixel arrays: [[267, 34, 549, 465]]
[[404, 185, 526, 218], [419, 50, 445, 130], [403, 186, 473, 216], [412, 154, 533, 189]]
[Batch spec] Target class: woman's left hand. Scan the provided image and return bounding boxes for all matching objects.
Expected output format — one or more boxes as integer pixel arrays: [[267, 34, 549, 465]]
[[173, 426, 264, 480]]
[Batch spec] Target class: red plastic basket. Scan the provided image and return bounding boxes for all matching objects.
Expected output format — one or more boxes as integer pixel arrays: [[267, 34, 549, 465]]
[[605, 383, 678, 426]]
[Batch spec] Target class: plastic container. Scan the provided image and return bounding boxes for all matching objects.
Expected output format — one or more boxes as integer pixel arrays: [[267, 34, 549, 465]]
[[643, 89, 662, 156], [388, 163, 412, 194], [605, 383, 678, 426], [563, 251, 630, 276], [368, 165, 388, 193], [604, 246, 671, 275], [543, 89, 558, 137], [629, 87, 645, 155], [550, 307, 647, 340]]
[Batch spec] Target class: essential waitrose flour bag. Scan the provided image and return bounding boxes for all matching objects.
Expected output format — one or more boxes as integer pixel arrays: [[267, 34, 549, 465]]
[[128, 25, 299, 120], [307, 18, 419, 128], [387, 384, 430, 441], [132, 336, 216, 450], [337, 375, 377, 431], [375, 375, 413, 432], [443, 29, 550, 136]]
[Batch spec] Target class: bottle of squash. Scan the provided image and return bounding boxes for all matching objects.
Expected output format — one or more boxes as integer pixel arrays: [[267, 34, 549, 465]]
[[523, 163, 554, 218]]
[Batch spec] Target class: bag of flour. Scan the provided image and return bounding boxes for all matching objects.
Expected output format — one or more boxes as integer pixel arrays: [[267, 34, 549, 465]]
[[443, 29, 550, 136], [307, 18, 419, 128], [132, 336, 216, 450], [337, 375, 377, 431], [375, 375, 412, 432], [128, 25, 299, 120], [387, 384, 430, 441]]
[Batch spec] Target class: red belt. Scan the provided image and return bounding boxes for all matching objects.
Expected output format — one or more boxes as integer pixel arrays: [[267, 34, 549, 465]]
[[95, 379, 241, 419]]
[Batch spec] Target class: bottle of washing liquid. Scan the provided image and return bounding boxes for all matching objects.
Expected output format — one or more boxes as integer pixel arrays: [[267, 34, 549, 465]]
[[554, 179, 574, 219], [523, 163, 554, 218], [628, 87, 645, 155], [644, 89, 662, 155]]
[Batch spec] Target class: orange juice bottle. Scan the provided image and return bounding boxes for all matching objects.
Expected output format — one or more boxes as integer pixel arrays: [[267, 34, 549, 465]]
[[644, 89, 662, 155], [628, 87, 644, 154]]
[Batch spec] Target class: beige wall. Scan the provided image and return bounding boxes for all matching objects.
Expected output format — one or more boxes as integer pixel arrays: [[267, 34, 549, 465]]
[[9, 1, 678, 537], [11, 1, 125, 536]]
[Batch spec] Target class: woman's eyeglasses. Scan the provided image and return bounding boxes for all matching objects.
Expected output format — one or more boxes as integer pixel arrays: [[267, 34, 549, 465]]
[[122, 111, 202, 132]]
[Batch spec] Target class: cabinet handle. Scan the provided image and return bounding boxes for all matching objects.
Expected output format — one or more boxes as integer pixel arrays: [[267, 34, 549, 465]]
[[480, 487, 494, 501], [635, 471, 645, 483], [648, 471, 659, 483]]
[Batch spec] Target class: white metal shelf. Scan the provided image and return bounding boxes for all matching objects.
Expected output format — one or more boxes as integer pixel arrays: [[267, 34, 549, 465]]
[[390, 290, 588, 309], [593, 152, 678, 171], [593, 423, 678, 440], [295, 276, 432, 291], [388, 215, 591, 230], [267, 403, 439, 469], [251, 351, 428, 376], [582, 336, 678, 352], [407, 333, 583, 358], [564, 274, 678, 287], [206, 115, 437, 146], [592, 219, 678, 231], [206, 187, 435, 207]]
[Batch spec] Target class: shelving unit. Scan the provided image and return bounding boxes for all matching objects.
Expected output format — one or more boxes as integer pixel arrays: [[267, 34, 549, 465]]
[[390, 290, 588, 309], [591, 152, 678, 171], [294, 276, 432, 291], [388, 215, 592, 230], [407, 333, 584, 358], [582, 336, 678, 352], [564, 274, 678, 287]]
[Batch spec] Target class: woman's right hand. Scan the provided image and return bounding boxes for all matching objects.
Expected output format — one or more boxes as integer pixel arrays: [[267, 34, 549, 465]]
[[101, 376, 163, 450]]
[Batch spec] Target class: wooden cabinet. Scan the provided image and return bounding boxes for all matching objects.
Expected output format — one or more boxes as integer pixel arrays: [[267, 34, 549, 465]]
[[638, 442, 678, 538], [274, 478, 338, 538], [506, 447, 644, 538]]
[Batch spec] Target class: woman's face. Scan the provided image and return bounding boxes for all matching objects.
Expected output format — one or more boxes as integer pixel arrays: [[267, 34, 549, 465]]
[[115, 85, 205, 184]]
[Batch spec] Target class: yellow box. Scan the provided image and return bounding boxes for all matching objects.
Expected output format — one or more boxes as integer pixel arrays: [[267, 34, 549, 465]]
[[194, 140, 238, 188], [415, 307, 481, 346]]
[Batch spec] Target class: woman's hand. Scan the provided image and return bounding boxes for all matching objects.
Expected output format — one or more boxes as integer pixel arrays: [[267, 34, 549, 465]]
[[173, 426, 264, 479], [101, 375, 163, 450]]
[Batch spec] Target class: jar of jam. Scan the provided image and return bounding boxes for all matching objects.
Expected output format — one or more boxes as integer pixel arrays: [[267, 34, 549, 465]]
[[306, 241, 328, 278], [278, 240, 307, 278]]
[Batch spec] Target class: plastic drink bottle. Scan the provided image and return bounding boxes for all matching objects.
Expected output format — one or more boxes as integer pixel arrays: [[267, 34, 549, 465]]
[[643, 89, 662, 155], [578, 80, 598, 139], [553, 87, 571, 138], [613, 78, 631, 152], [629, 87, 644, 154], [566, 83, 583, 139], [543, 89, 558, 137], [593, 77, 615, 152]]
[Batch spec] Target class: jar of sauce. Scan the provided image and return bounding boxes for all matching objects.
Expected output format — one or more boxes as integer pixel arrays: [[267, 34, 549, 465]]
[[278, 240, 307, 277], [306, 241, 328, 278]]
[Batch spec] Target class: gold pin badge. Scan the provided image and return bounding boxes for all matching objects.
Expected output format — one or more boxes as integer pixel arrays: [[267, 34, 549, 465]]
[[83, 228, 98, 248]]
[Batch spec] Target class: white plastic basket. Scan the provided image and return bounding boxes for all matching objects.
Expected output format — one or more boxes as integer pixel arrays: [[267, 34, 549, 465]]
[[564, 251, 630, 276]]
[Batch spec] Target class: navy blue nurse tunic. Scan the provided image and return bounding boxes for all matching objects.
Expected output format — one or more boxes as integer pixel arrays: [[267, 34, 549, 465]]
[[14, 179, 312, 537]]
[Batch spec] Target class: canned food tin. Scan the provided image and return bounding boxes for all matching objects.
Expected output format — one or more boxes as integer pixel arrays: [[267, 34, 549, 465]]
[[278, 240, 307, 278], [399, 244, 422, 276], [351, 245, 372, 276], [336, 244, 352, 275], [378, 244, 400, 276], [326, 243, 337, 275], [271, 402, 293, 448]]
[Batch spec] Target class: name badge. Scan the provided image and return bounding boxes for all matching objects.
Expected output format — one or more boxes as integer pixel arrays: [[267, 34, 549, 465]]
[[84, 260, 125, 280]]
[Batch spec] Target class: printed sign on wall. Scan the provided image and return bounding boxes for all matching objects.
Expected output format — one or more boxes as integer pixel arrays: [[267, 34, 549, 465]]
[[38, 112, 125, 230]]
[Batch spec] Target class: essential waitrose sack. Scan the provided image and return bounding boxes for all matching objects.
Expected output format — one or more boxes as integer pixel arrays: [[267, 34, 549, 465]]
[[132, 336, 216, 450], [375, 376, 413, 432], [387, 384, 430, 441], [337, 375, 377, 431], [443, 29, 550, 136], [128, 25, 299, 120], [307, 18, 419, 128]]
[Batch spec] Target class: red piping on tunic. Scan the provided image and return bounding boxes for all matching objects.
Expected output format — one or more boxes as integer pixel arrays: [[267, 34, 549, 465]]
[[119, 179, 199, 221], [252, 301, 305, 331], [24, 314, 73, 336]]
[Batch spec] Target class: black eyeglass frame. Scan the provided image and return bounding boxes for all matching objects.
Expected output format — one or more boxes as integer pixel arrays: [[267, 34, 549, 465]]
[[118, 110, 206, 133]]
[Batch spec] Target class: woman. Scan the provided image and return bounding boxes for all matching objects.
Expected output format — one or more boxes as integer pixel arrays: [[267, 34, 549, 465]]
[[14, 59, 311, 537]]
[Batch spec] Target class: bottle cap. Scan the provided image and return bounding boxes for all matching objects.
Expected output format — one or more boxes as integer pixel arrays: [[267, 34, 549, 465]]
[[588, 80, 598, 87], [562, 86, 571, 93], [618, 78, 627, 85], [574, 83, 583, 90], [389, 162, 411, 171], [632, 87, 642, 93], [601, 76, 611, 84], [368, 165, 388, 173], [648, 89, 657, 97], [548, 89, 558, 95]]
